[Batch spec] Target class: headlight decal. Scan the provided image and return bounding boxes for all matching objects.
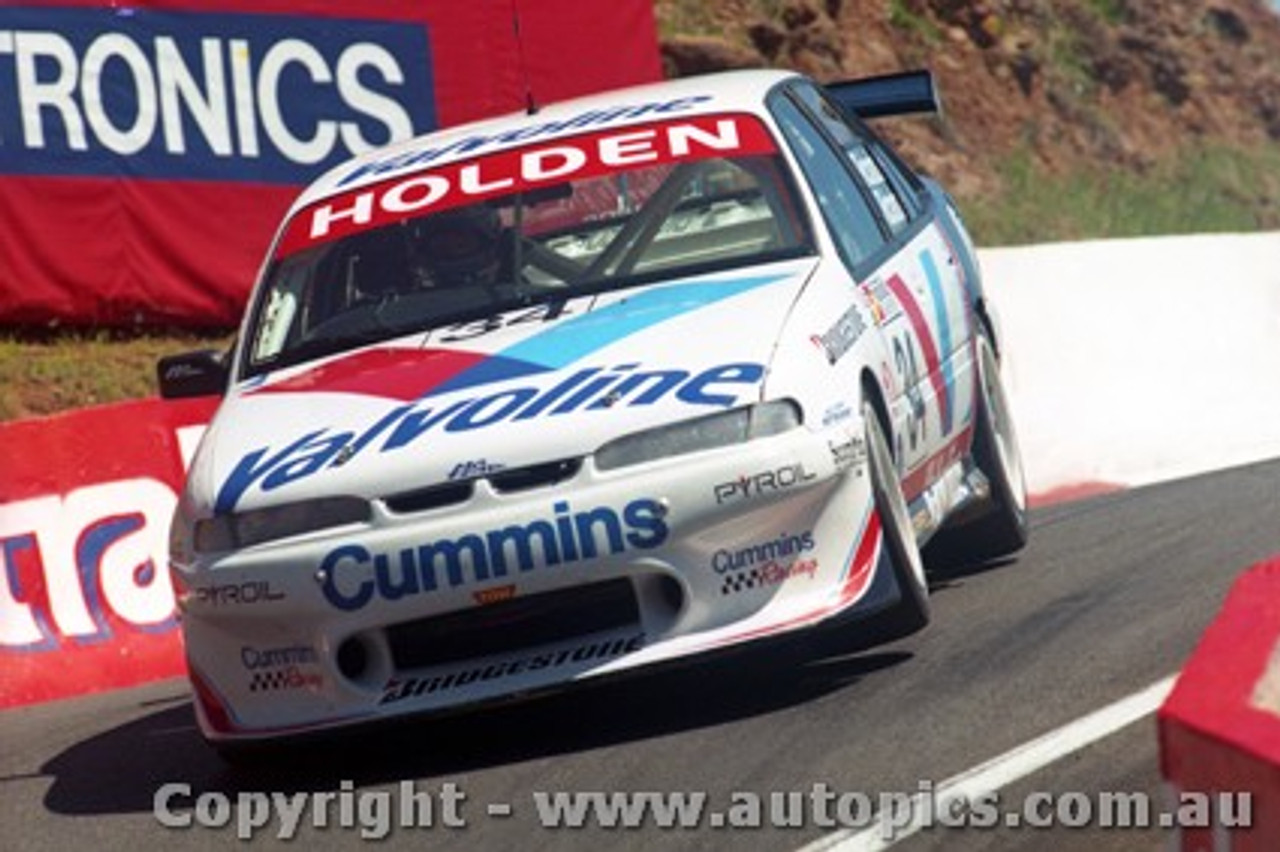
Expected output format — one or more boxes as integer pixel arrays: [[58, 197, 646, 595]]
[[193, 496, 370, 553], [594, 399, 801, 471]]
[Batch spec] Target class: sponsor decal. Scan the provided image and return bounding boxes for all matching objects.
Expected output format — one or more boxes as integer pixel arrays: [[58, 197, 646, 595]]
[[248, 666, 323, 693], [379, 633, 645, 703], [713, 463, 816, 505], [240, 644, 317, 669], [242, 646, 325, 694], [860, 276, 900, 326], [280, 112, 778, 253], [811, 304, 866, 365], [0, 8, 433, 183], [711, 530, 815, 574], [220, 274, 788, 513], [473, 584, 516, 606], [317, 498, 668, 611], [821, 400, 853, 427], [901, 425, 973, 501], [720, 558, 818, 595], [448, 459, 505, 481], [336, 95, 711, 187], [829, 436, 864, 472], [186, 580, 284, 608], [219, 359, 765, 513], [0, 477, 178, 651]]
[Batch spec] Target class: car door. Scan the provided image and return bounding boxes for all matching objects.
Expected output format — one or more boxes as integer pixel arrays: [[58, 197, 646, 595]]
[[779, 80, 973, 493]]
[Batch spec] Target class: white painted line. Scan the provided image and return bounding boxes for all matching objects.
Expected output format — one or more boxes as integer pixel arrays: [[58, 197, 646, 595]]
[[798, 674, 1177, 851]]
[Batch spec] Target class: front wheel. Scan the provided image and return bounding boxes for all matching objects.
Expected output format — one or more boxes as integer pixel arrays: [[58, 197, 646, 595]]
[[864, 401, 930, 640]]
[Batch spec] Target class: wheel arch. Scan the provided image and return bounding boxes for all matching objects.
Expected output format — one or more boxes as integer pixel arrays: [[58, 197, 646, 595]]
[[860, 369, 893, 461], [973, 297, 1002, 359]]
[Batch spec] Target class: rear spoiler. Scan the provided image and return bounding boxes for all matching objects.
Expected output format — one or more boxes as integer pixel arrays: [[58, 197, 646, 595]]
[[825, 70, 940, 119]]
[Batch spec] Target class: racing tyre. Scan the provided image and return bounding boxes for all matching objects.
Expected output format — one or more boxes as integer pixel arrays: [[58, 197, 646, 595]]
[[937, 330, 1029, 562], [864, 401, 930, 640]]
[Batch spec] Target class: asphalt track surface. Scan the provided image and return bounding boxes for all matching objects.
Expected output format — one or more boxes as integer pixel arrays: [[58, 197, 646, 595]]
[[4, 457, 1279, 851]]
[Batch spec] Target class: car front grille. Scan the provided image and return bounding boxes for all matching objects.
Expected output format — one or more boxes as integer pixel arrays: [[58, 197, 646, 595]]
[[383, 457, 582, 514], [490, 458, 581, 493], [384, 480, 474, 514], [385, 578, 640, 671]]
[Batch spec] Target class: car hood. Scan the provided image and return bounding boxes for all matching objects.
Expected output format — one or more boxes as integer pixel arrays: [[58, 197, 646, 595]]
[[191, 260, 816, 516]]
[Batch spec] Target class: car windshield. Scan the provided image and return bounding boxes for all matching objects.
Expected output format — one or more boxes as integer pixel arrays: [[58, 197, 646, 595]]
[[242, 112, 814, 377]]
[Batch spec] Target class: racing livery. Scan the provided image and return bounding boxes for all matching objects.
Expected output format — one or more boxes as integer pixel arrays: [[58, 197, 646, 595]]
[[161, 69, 1027, 755]]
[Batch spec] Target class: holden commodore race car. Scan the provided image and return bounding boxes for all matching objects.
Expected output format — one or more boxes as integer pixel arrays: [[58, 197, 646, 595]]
[[161, 68, 1027, 755]]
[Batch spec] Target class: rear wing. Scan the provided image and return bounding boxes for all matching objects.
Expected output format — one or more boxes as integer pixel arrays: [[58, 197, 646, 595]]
[[825, 70, 940, 119]]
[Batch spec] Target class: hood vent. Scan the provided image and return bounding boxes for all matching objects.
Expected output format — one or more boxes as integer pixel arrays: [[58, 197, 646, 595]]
[[383, 457, 582, 514], [385, 480, 474, 514], [490, 458, 581, 493]]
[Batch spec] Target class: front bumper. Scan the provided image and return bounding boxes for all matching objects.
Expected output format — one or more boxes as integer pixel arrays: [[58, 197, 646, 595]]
[[174, 420, 898, 742]]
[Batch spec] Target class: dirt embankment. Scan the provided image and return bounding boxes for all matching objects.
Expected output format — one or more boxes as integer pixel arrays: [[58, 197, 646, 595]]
[[656, 0, 1280, 199]]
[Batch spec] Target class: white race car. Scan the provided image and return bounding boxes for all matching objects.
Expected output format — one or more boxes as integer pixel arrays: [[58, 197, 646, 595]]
[[161, 68, 1027, 756]]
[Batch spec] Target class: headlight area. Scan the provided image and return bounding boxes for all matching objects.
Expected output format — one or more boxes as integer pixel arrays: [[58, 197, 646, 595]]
[[595, 399, 803, 471], [188, 496, 372, 554]]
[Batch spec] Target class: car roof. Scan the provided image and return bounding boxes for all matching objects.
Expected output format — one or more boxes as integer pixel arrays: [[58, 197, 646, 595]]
[[291, 69, 804, 212]]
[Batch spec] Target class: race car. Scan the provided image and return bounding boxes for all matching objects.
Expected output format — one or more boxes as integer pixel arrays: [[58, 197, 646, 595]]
[[160, 68, 1027, 755]]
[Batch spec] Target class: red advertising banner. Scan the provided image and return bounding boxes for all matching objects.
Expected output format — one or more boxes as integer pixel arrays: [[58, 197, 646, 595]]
[[0, 397, 216, 707], [0, 0, 662, 327]]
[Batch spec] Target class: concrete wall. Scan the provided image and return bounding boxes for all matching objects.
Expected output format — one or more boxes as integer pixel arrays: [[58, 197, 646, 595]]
[[980, 232, 1280, 495]]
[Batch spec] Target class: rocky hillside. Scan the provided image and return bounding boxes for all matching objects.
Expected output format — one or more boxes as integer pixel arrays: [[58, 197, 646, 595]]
[[655, 0, 1280, 210]]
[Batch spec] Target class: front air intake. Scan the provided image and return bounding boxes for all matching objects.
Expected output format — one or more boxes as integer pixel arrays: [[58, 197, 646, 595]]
[[385, 578, 639, 670]]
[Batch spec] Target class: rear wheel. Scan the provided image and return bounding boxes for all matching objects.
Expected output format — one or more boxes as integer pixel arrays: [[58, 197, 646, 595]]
[[938, 330, 1029, 561], [863, 401, 930, 640]]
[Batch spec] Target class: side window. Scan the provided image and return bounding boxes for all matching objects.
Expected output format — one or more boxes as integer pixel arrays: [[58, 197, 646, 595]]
[[848, 143, 910, 234], [769, 92, 886, 270], [792, 83, 919, 236], [865, 133, 926, 207]]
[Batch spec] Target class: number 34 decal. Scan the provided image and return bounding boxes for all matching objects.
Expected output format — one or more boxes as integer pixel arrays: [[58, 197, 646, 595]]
[[883, 262, 956, 448], [435, 299, 573, 342]]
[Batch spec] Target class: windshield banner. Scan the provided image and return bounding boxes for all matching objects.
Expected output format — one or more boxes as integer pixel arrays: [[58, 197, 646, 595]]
[[0, 0, 662, 327], [278, 114, 778, 255]]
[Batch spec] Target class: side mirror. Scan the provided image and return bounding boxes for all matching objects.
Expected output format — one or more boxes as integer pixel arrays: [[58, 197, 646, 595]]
[[157, 349, 230, 399]]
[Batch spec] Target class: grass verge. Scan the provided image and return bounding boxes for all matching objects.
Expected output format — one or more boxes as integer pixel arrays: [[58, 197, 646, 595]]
[[960, 143, 1280, 245], [0, 328, 232, 422]]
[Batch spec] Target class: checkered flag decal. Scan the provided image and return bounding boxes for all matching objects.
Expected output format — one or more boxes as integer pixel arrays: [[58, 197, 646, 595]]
[[721, 568, 764, 595], [249, 669, 294, 692]]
